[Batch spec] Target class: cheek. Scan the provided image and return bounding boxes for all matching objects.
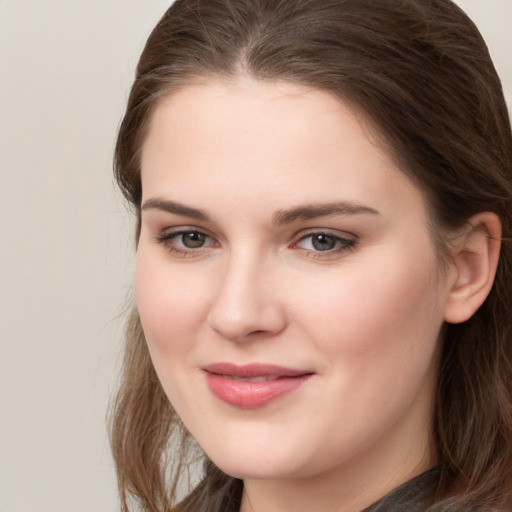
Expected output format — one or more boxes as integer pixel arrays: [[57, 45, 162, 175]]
[[291, 246, 444, 374], [134, 249, 209, 355], [284, 249, 444, 460]]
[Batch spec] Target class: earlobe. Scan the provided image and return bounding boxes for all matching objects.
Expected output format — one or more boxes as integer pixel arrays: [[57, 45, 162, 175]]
[[443, 212, 502, 324]]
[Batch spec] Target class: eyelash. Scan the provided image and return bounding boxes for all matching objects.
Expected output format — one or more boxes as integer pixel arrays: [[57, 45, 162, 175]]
[[293, 232, 357, 259], [155, 229, 357, 259], [155, 230, 218, 257]]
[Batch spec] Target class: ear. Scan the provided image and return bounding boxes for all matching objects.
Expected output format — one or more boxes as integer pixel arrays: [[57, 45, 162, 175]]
[[444, 212, 502, 324]]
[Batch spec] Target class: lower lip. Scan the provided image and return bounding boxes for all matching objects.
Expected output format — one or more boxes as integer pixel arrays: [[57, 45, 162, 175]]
[[205, 372, 311, 409]]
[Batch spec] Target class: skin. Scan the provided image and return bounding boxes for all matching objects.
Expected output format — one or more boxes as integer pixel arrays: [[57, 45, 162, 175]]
[[136, 78, 460, 512]]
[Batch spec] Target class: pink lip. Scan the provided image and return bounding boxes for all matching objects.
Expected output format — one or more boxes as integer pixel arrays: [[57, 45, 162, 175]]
[[202, 363, 313, 409]]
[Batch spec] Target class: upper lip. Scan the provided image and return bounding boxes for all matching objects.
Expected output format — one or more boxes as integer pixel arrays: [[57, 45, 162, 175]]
[[202, 362, 313, 378]]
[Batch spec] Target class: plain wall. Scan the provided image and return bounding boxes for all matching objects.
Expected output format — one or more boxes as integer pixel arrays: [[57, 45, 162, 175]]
[[0, 1, 510, 511]]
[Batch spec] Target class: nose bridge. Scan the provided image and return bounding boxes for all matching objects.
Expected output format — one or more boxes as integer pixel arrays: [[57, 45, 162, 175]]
[[207, 245, 285, 340]]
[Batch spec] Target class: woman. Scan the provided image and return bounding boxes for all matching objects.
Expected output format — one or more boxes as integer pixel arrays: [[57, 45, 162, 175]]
[[110, 0, 512, 510]]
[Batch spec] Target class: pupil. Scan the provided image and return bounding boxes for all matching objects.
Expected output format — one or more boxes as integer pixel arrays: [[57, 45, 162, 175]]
[[312, 234, 335, 251], [183, 232, 206, 248]]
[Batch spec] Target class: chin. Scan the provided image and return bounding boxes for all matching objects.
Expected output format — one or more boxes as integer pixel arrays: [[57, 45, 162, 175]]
[[213, 460, 293, 480], [200, 440, 312, 481]]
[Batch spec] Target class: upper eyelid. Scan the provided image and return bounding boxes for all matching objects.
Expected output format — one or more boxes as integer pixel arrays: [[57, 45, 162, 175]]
[[157, 225, 216, 238], [142, 209, 221, 235], [292, 227, 357, 241]]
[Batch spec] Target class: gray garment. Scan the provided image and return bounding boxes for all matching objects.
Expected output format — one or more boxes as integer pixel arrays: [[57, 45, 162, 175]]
[[362, 467, 440, 512], [187, 466, 442, 512]]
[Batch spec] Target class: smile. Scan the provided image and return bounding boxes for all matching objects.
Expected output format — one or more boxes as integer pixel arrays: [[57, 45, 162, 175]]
[[202, 363, 313, 409]]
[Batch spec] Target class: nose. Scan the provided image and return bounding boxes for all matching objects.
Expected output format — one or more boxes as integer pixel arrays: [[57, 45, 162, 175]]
[[206, 252, 287, 341]]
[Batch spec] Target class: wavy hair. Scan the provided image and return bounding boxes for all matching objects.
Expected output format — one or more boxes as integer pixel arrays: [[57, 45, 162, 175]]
[[110, 1, 512, 510]]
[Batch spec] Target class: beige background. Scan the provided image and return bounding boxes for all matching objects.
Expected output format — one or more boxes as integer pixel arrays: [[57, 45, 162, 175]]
[[0, 1, 510, 511]]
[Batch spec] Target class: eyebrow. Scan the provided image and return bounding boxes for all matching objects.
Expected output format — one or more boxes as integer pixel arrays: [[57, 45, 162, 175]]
[[141, 198, 380, 225], [273, 202, 380, 226], [142, 198, 211, 221]]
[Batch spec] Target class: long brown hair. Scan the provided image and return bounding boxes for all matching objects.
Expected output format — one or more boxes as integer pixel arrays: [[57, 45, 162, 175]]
[[110, 1, 512, 510]]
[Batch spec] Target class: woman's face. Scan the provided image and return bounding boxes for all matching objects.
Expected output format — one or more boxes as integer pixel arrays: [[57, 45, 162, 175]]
[[136, 79, 454, 485]]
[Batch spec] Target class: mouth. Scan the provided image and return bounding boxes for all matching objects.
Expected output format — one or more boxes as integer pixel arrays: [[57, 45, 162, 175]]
[[202, 363, 314, 409], [230, 375, 280, 382]]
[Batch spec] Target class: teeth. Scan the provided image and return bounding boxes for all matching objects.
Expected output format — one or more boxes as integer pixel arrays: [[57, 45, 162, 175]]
[[230, 375, 279, 382]]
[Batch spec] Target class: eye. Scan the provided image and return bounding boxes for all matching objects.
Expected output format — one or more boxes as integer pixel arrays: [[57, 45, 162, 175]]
[[294, 232, 356, 255], [155, 229, 218, 256], [179, 231, 208, 248]]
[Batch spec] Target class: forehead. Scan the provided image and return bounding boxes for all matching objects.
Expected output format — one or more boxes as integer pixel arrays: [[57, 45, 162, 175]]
[[140, 79, 426, 221]]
